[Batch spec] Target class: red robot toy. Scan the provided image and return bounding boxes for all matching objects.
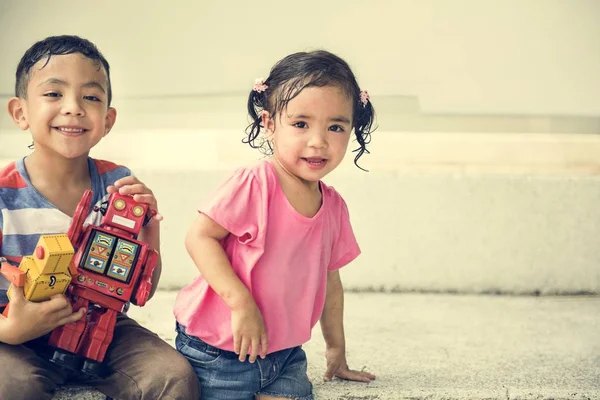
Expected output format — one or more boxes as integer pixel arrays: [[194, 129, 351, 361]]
[[48, 189, 158, 377]]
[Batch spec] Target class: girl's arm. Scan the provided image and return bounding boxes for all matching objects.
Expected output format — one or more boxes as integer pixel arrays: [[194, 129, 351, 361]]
[[185, 213, 268, 362], [320, 269, 376, 382]]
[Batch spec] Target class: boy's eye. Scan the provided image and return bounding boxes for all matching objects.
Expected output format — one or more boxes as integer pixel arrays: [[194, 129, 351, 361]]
[[329, 125, 345, 132], [84, 95, 101, 102], [293, 122, 307, 129], [44, 92, 61, 98]]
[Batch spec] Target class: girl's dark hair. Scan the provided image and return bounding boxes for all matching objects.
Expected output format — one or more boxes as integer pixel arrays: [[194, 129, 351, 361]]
[[245, 50, 376, 169], [15, 35, 112, 105]]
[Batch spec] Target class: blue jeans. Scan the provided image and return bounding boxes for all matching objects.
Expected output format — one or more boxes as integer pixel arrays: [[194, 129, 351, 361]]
[[176, 323, 313, 400]]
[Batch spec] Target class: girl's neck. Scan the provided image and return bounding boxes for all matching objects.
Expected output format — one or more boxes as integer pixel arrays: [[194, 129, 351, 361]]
[[270, 155, 320, 192], [269, 156, 323, 218]]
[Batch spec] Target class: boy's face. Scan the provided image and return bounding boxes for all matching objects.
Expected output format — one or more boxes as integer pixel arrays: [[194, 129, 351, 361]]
[[8, 53, 116, 160]]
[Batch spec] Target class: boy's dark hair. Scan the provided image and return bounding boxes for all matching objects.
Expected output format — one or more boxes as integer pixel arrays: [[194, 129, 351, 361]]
[[245, 50, 376, 169], [15, 35, 112, 106]]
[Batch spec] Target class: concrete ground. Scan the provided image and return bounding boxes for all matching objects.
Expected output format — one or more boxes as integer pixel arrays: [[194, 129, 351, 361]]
[[54, 291, 599, 399]]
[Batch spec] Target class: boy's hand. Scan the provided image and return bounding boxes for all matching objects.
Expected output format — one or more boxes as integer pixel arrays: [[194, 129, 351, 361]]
[[4, 286, 86, 344], [231, 301, 268, 363], [107, 176, 163, 222], [324, 346, 376, 383]]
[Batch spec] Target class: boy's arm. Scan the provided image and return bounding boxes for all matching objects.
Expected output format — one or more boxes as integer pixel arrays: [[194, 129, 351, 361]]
[[185, 213, 268, 362], [138, 220, 161, 300], [0, 286, 86, 344], [320, 269, 376, 382]]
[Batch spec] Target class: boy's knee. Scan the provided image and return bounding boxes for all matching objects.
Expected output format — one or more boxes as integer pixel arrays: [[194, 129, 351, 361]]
[[142, 353, 200, 400], [0, 375, 53, 400]]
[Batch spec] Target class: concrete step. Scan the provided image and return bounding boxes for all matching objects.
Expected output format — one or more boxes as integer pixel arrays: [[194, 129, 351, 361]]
[[47, 291, 600, 399]]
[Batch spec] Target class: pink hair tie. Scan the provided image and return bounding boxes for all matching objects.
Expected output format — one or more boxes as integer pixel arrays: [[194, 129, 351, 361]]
[[253, 78, 268, 93], [360, 90, 370, 107]]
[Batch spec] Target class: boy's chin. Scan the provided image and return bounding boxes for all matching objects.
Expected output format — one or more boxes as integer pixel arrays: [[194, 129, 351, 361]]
[[34, 147, 92, 161]]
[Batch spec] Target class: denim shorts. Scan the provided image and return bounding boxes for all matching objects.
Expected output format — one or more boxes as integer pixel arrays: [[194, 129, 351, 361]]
[[176, 323, 313, 400]]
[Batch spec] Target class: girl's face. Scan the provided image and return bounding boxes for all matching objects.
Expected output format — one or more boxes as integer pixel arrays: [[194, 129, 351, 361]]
[[263, 85, 353, 186]]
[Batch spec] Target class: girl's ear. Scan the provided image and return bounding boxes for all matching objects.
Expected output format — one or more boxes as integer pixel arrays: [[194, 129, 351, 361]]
[[261, 110, 275, 139]]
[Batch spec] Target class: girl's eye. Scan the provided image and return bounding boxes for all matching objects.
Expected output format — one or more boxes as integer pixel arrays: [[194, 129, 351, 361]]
[[293, 122, 307, 129], [44, 92, 61, 98], [329, 125, 345, 132], [84, 95, 100, 102]]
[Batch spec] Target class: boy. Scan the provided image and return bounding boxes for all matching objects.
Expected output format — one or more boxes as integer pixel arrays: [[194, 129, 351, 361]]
[[0, 35, 200, 400]]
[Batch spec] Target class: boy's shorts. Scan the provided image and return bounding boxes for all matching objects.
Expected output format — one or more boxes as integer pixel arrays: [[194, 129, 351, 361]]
[[176, 323, 313, 400]]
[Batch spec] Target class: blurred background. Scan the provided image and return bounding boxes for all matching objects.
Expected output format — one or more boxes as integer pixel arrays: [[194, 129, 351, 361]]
[[1, 0, 599, 294]]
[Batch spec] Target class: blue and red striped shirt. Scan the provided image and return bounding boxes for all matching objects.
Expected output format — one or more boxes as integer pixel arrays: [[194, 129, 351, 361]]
[[0, 158, 131, 303]]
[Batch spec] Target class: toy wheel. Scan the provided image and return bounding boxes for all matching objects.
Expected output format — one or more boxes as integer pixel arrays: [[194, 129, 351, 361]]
[[68, 189, 93, 246]]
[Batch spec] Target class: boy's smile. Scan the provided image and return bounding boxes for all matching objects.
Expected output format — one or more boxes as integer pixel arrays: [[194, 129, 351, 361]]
[[8, 53, 116, 161], [54, 126, 89, 137]]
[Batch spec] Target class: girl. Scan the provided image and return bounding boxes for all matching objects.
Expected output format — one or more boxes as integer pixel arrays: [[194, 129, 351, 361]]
[[174, 50, 376, 400]]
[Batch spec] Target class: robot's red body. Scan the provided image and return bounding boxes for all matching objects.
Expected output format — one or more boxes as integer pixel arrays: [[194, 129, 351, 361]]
[[48, 189, 158, 376]]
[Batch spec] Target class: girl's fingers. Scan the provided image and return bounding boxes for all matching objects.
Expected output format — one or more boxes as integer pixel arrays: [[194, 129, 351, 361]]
[[248, 337, 259, 363], [260, 333, 268, 359], [233, 334, 241, 355], [336, 369, 376, 382], [238, 337, 250, 362]]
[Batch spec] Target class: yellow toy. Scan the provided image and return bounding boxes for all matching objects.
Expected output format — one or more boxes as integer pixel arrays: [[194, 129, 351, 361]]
[[0, 234, 74, 317]]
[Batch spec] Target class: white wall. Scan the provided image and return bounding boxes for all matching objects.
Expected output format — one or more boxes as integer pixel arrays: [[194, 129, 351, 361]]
[[2, 126, 600, 294], [0, 0, 599, 115], [0, 1, 599, 294]]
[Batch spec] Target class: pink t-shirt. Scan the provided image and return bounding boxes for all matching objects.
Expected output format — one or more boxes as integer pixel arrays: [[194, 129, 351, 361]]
[[174, 160, 360, 353]]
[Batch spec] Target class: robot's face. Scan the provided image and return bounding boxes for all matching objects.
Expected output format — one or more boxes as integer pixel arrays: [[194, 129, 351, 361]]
[[101, 193, 148, 234]]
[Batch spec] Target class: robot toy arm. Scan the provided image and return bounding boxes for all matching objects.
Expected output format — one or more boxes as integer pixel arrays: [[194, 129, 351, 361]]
[[133, 249, 158, 307], [0, 258, 25, 287]]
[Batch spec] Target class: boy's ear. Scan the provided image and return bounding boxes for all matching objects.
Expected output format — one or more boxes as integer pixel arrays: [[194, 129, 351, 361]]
[[260, 110, 274, 137], [7, 97, 30, 130], [103, 107, 117, 136]]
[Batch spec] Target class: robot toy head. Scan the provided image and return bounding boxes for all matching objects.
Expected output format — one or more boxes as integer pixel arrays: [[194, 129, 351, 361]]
[[100, 192, 150, 236]]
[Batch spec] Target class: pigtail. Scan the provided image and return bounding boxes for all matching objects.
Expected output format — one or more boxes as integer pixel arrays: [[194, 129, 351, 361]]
[[244, 90, 263, 149], [352, 95, 377, 170], [243, 79, 272, 155]]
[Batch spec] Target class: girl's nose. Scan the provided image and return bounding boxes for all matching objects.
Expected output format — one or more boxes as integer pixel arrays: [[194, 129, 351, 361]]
[[308, 131, 327, 148]]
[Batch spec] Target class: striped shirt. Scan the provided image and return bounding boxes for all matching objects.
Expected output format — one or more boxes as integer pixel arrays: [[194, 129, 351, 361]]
[[0, 158, 131, 304]]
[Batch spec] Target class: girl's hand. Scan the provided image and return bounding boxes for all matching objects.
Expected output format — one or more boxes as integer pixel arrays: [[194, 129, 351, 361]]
[[231, 301, 268, 363], [107, 176, 163, 221], [324, 346, 376, 383]]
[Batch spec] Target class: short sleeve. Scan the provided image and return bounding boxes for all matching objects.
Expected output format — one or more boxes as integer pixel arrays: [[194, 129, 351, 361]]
[[199, 167, 267, 245], [328, 197, 361, 271]]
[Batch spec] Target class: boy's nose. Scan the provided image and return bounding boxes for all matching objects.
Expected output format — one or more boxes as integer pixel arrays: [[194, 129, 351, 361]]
[[61, 98, 85, 116]]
